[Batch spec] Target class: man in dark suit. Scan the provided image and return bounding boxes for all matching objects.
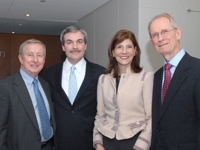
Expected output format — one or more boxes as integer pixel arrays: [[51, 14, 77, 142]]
[[44, 25, 105, 150], [0, 39, 56, 150], [148, 12, 200, 150]]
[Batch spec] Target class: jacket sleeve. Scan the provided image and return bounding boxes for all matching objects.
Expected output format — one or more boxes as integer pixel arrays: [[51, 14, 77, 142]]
[[93, 74, 105, 148], [195, 71, 200, 149], [133, 72, 153, 150], [0, 82, 10, 150]]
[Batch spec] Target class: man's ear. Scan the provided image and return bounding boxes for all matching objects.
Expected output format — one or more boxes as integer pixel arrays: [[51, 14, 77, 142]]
[[176, 27, 181, 40]]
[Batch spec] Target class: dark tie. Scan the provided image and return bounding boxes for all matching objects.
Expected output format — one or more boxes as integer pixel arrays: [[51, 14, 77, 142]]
[[68, 66, 77, 104], [33, 79, 52, 140], [162, 63, 172, 104]]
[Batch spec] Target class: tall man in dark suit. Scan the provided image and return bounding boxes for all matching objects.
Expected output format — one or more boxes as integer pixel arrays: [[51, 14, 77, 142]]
[[44, 25, 105, 150], [0, 39, 56, 150], [148, 12, 200, 150]]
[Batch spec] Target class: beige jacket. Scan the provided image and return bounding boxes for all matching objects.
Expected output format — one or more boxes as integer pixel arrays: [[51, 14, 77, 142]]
[[93, 67, 153, 150]]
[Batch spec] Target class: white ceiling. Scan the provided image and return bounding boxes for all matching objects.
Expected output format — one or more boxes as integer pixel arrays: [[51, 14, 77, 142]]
[[0, 0, 110, 35]]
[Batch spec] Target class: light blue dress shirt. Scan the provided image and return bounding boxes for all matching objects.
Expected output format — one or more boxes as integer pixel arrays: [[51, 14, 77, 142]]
[[20, 68, 52, 141], [162, 49, 185, 85]]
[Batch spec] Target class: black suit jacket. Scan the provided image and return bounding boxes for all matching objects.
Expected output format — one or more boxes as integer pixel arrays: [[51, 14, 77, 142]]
[[44, 59, 105, 150], [150, 53, 200, 150], [0, 72, 56, 150]]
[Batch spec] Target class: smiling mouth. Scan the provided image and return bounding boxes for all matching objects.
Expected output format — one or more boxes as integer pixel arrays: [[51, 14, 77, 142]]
[[159, 43, 168, 47], [120, 56, 129, 59], [31, 63, 40, 67]]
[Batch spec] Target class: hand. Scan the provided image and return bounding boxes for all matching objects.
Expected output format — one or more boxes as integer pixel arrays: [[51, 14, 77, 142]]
[[95, 144, 105, 150]]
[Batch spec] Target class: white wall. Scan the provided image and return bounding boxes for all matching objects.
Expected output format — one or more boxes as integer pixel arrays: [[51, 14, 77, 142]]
[[139, 0, 200, 71], [78, 0, 139, 68], [78, 0, 200, 72]]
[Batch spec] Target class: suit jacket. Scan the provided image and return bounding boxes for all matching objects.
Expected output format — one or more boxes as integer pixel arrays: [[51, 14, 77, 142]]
[[150, 53, 200, 150], [44, 58, 105, 150], [0, 71, 56, 150], [93, 68, 153, 150]]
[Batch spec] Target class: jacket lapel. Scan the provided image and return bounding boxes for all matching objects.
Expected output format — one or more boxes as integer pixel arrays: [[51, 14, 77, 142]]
[[74, 60, 94, 103], [158, 53, 190, 121], [39, 78, 56, 131], [14, 72, 40, 132]]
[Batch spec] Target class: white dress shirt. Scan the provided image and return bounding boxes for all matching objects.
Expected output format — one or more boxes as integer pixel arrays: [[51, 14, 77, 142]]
[[61, 57, 86, 97]]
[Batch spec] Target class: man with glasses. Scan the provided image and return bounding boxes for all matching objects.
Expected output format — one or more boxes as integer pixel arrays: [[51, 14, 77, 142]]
[[148, 13, 200, 150]]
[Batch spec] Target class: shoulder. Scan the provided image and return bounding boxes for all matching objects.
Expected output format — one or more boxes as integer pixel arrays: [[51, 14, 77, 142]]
[[0, 72, 19, 84], [45, 62, 63, 73], [39, 76, 49, 85], [139, 70, 154, 81], [98, 74, 108, 83], [86, 59, 106, 73], [190, 56, 200, 66], [44, 62, 64, 80], [0, 73, 19, 93], [86, 60, 105, 69]]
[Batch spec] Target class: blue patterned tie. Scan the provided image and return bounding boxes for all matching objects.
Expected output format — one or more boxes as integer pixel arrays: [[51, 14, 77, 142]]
[[33, 79, 52, 140], [68, 66, 77, 104]]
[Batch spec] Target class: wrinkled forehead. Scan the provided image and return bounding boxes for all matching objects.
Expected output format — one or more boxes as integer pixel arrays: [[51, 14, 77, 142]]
[[150, 17, 172, 33], [64, 31, 84, 41]]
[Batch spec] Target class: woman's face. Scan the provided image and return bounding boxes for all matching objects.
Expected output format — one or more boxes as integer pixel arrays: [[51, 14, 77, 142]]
[[112, 39, 136, 70]]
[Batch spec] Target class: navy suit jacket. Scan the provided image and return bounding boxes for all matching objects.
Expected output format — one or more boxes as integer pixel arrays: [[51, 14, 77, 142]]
[[0, 72, 56, 150], [44, 59, 105, 150], [150, 53, 200, 150]]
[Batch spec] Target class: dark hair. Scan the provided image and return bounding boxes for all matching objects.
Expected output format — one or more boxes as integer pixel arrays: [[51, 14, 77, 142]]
[[106, 29, 142, 78], [60, 25, 88, 45]]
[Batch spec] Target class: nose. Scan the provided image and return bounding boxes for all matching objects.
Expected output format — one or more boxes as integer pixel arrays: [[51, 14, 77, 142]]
[[33, 55, 38, 62], [122, 47, 127, 53], [158, 33, 164, 41], [73, 42, 77, 49]]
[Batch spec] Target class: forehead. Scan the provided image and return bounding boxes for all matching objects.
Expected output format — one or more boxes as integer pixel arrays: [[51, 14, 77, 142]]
[[150, 17, 172, 33], [24, 43, 45, 52], [117, 39, 133, 45], [64, 31, 84, 41]]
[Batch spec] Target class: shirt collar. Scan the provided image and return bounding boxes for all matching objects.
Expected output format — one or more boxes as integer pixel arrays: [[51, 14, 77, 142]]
[[20, 68, 37, 84], [164, 49, 185, 67], [63, 57, 86, 73]]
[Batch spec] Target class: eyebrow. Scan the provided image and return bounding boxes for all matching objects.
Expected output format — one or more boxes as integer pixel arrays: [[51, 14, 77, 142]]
[[65, 39, 84, 42]]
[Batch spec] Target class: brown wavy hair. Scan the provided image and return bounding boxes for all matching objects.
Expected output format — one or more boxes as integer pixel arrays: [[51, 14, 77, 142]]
[[106, 29, 142, 78]]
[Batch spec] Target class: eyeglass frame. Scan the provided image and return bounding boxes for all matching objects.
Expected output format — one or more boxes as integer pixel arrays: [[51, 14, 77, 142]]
[[150, 28, 177, 40]]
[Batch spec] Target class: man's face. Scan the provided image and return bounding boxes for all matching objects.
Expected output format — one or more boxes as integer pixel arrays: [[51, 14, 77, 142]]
[[150, 17, 181, 61], [18, 43, 45, 78], [62, 31, 87, 65]]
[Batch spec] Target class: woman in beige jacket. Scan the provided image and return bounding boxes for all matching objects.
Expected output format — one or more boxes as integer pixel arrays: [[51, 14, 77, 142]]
[[93, 29, 153, 150]]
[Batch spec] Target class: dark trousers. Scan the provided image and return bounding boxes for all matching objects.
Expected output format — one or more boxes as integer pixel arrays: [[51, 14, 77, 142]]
[[103, 132, 140, 150]]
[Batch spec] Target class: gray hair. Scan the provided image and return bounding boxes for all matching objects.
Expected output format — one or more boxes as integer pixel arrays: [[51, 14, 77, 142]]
[[19, 39, 46, 57], [60, 25, 88, 45], [148, 12, 178, 38]]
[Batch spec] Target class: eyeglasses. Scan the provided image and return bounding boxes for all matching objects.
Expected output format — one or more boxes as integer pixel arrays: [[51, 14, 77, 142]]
[[151, 28, 177, 40]]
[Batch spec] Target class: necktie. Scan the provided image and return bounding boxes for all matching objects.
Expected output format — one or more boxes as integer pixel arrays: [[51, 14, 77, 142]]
[[68, 66, 77, 104], [33, 79, 52, 140], [162, 63, 172, 104]]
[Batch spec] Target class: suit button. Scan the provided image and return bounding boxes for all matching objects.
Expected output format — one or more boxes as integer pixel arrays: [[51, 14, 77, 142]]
[[71, 111, 74, 113], [157, 128, 161, 132]]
